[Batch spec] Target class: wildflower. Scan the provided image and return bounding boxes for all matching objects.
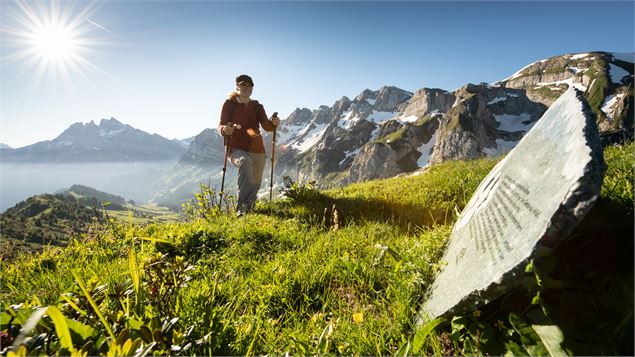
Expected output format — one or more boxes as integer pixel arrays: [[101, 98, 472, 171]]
[[353, 312, 364, 323], [472, 309, 481, 318], [310, 313, 324, 322]]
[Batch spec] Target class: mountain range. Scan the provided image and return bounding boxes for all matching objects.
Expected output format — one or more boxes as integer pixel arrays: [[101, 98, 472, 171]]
[[0, 118, 187, 162], [1, 51, 632, 209], [273, 51, 633, 186]]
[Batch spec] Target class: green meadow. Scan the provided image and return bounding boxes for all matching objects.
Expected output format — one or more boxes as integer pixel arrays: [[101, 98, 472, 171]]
[[1, 143, 632, 356]]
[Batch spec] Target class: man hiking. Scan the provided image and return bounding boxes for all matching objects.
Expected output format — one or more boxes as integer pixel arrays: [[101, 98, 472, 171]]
[[218, 74, 280, 215]]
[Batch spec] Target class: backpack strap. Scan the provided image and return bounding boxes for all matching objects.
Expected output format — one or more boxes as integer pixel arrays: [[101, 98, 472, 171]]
[[226, 99, 236, 122], [252, 100, 262, 122]]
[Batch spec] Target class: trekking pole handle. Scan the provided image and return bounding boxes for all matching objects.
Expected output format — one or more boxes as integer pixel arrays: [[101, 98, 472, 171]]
[[271, 112, 279, 129]]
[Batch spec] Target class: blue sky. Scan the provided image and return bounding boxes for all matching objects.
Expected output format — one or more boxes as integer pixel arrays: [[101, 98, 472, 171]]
[[1, 1, 633, 148]]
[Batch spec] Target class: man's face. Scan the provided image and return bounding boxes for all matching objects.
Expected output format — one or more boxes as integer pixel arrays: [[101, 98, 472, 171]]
[[237, 82, 253, 97]]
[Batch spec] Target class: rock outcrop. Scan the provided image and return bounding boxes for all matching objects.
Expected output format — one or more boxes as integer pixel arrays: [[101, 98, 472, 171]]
[[429, 84, 547, 164]]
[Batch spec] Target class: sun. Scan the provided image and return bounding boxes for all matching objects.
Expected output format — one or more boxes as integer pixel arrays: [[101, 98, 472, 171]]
[[1, 0, 111, 86], [29, 22, 79, 61]]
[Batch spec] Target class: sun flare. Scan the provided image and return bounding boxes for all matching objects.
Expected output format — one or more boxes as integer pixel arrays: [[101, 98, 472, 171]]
[[2, 0, 111, 86]]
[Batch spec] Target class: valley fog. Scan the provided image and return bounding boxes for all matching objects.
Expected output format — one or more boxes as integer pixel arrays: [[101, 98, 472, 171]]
[[0, 161, 176, 213]]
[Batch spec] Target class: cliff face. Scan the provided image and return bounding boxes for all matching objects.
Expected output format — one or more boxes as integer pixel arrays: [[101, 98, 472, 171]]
[[429, 84, 547, 165]]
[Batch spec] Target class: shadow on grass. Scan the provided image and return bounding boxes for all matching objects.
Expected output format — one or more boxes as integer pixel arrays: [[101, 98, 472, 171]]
[[257, 189, 458, 229]]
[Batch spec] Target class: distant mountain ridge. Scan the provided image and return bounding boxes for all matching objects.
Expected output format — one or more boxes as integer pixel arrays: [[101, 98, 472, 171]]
[[0, 118, 187, 163], [177, 128, 225, 166]]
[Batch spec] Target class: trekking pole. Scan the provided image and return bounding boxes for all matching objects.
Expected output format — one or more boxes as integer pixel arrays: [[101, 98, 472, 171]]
[[269, 112, 278, 202], [219, 123, 241, 210]]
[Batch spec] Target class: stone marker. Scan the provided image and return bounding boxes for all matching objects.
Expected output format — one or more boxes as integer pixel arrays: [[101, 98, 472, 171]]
[[419, 88, 606, 321]]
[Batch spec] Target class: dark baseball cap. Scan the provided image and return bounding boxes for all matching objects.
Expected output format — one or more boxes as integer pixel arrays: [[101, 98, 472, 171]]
[[236, 74, 254, 86]]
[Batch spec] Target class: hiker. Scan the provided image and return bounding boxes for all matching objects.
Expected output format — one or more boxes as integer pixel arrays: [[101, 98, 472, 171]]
[[218, 74, 279, 215]]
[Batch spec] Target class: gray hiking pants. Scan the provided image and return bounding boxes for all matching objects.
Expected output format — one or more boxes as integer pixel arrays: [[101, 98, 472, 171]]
[[229, 148, 266, 212]]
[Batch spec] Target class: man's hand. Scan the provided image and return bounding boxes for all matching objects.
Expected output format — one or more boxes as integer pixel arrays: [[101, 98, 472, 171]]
[[271, 112, 280, 127]]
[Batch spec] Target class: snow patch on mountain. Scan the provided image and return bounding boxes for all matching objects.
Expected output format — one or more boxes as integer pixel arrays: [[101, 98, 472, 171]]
[[400, 115, 419, 123], [482, 138, 518, 157], [279, 123, 306, 144], [493, 113, 533, 132], [487, 96, 507, 105], [339, 147, 361, 167], [290, 122, 329, 153], [535, 77, 574, 87], [369, 126, 381, 141], [570, 53, 589, 60], [338, 111, 359, 130], [568, 66, 586, 74], [417, 132, 437, 168], [367, 110, 398, 124], [601, 94, 624, 120], [99, 128, 126, 137]]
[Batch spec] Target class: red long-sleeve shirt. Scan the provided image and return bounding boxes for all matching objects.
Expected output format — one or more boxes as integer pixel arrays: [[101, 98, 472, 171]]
[[218, 98, 275, 153]]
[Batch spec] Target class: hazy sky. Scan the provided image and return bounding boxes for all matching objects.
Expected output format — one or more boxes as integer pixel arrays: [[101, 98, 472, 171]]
[[1, 0, 633, 148]]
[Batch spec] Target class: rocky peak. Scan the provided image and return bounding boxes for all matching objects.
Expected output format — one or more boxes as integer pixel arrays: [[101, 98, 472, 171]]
[[373, 86, 413, 112], [55, 121, 95, 142], [331, 96, 352, 117], [284, 108, 313, 127], [355, 89, 378, 102], [99, 117, 124, 130], [402, 88, 455, 118], [66, 122, 86, 132], [312, 105, 332, 125]]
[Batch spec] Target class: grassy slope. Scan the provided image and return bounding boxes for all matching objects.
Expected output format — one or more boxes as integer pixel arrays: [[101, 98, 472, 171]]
[[0, 144, 632, 356]]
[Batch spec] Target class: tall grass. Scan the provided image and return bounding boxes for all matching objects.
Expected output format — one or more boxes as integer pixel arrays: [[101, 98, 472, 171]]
[[1, 146, 632, 355]]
